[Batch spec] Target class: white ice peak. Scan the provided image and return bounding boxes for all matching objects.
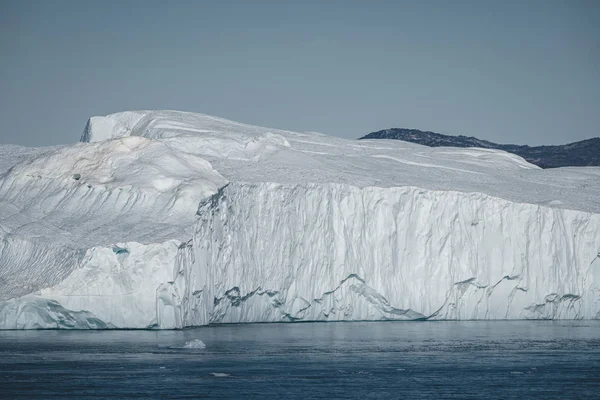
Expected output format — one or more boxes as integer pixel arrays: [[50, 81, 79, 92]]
[[0, 110, 599, 328]]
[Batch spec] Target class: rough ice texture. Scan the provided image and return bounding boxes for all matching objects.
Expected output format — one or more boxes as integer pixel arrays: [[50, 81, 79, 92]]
[[185, 183, 600, 324], [0, 110, 599, 329]]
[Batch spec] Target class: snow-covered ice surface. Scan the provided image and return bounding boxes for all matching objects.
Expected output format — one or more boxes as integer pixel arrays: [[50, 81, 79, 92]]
[[1, 110, 599, 329]]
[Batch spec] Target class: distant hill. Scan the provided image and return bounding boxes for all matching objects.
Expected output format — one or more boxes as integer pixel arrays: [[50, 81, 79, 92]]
[[359, 128, 600, 169]]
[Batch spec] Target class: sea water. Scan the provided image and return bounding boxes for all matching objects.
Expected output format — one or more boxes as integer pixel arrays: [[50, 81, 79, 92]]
[[1, 321, 599, 399]]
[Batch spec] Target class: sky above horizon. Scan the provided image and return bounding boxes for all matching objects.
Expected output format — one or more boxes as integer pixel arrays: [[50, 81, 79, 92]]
[[1, 0, 599, 146]]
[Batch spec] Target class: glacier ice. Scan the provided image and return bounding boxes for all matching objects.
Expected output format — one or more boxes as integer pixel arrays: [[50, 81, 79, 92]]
[[0, 110, 599, 329], [183, 183, 600, 324]]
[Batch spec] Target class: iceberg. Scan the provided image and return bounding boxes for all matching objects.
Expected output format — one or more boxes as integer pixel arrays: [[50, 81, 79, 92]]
[[0, 110, 599, 329]]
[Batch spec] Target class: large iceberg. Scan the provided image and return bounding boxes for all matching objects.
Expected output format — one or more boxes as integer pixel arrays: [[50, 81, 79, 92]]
[[0, 110, 599, 329]]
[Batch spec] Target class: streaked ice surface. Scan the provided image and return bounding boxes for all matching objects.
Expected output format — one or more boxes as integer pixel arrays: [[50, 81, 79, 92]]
[[1, 321, 599, 399]]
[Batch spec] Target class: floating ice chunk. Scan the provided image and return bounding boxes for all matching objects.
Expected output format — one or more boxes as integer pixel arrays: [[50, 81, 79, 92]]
[[210, 372, 230, 377], [182, 339, 206, 349]]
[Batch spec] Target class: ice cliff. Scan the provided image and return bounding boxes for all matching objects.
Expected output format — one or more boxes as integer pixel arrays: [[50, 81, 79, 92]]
[[1, 110, 599, 328]]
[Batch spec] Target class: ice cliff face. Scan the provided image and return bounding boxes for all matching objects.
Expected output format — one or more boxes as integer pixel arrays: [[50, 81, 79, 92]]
[[185, 183, 600, 324], [1, 110, 599, 328]]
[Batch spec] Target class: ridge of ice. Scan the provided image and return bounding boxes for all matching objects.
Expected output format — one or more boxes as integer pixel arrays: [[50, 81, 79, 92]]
[[0, 110, 599, 329]]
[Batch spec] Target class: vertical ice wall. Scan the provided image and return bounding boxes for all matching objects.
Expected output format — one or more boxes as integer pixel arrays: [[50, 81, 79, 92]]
[[172, 183, 600, 325]]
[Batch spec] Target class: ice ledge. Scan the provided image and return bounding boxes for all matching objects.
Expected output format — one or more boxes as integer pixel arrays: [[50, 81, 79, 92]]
[[0, 296, 115, 329]]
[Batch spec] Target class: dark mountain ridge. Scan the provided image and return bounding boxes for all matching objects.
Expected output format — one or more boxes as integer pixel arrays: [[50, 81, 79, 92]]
[[359, 128, 600, 169]]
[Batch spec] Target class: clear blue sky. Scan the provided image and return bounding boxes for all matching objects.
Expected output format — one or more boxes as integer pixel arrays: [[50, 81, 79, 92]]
[[1, 0, 598, 146]]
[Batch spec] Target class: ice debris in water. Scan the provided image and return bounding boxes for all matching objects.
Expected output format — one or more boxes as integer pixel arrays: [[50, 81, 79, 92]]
[[183, 339, 206, 349], [210, 372, 230, 377]]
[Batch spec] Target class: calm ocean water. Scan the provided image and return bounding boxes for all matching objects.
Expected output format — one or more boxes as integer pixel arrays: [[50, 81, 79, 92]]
[[0, 321, 599, 399]]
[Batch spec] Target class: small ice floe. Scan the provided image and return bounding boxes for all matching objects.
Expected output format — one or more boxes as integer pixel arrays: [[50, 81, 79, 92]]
[[337, 370, 373, 375], [182, 339, 206, 349], [210, 372, 230, 377]]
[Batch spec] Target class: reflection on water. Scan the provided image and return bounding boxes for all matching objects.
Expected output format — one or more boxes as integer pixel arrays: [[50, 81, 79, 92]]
[[1, 321, 599, 399]]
